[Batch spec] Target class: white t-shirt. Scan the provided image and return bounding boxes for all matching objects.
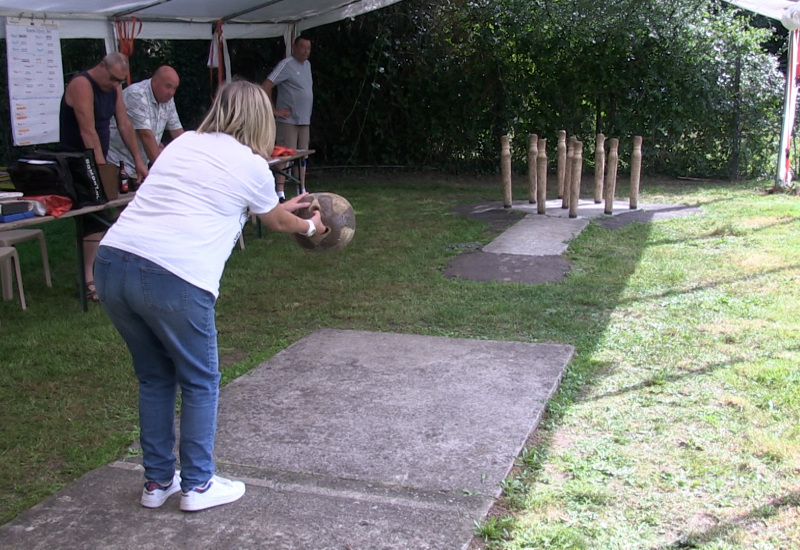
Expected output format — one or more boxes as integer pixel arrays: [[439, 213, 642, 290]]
[[101, 131, 278, 298]]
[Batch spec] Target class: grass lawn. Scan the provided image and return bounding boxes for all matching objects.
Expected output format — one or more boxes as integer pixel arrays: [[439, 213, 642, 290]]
[[1, 172, 798, 549]]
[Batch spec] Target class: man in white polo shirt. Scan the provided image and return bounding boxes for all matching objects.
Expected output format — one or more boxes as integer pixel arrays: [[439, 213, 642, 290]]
[[261, 36, 313, 202], [107, 65, 185, 180]]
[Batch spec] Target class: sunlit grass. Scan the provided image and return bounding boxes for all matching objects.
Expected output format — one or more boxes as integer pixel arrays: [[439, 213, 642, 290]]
[[1, 175, 799, 549], [483, 180, 800, 549]]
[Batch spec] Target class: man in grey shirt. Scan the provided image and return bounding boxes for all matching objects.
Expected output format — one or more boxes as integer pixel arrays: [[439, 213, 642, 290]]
[[107, 66, 184, 180], [261, 36, 313, 202]]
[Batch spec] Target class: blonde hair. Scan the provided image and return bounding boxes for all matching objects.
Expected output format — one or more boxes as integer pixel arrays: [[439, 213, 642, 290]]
[[196, 80, 275, 158]]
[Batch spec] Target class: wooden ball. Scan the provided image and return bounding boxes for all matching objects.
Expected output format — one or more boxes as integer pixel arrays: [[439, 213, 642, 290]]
[[293, 192, 356, 252]]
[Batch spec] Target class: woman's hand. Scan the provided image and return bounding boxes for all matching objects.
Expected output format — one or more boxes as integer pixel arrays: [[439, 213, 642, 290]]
[[281, 193, 309, 213], [261, 194, 326, 235]]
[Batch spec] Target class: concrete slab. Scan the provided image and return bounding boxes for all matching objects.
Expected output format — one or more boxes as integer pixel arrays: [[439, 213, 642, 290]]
[[509, 198, 633, 219], [0, 329, 574, 550], [214, 330, 572, 493], [466, 198, 629, 257], [483, 215, 589, 256], [446, 199, 700, 284], [0, 463, 484, 550]]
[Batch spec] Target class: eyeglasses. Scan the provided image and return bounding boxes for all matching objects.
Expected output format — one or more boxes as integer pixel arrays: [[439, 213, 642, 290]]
[[105, 67, 126, 84]]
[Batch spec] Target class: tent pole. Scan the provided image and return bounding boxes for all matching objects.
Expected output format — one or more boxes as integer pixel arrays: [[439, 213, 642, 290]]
[[283, 23, 297, 57], [777, 29, 799, 186], [105, 22, 118, 54]]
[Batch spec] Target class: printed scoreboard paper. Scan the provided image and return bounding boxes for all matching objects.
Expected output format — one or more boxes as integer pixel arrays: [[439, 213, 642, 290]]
[[5, 18, 64, 146]]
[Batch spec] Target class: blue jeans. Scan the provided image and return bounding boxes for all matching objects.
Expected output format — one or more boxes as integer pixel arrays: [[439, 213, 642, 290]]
[[94, 246, 219, 491]]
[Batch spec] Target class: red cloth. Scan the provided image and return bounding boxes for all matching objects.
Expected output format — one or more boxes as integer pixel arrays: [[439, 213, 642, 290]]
[[24, 195, 73, 218], [271, 146, 296, 157]]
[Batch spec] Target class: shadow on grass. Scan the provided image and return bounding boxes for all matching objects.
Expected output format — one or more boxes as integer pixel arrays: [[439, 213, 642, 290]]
[[654, 489, 800, 549], [586, 347, 800, 402], [617, 263, 800, 306], [596, 204, 702, 230], [643, 214, 800, 248]]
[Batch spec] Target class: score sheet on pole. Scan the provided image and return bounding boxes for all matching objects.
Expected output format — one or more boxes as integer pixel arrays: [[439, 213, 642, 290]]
[[5, 18, 64, 146]]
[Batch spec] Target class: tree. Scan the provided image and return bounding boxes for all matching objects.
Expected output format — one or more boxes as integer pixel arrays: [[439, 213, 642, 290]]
[[308, 0, 783, 177], [0, 0, 786, 178]]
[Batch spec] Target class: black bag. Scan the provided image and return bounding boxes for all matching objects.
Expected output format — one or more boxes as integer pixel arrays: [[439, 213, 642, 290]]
[[63, 150, 107, 207], [9, 150, 107, 208], [8, 153, 78, 204]]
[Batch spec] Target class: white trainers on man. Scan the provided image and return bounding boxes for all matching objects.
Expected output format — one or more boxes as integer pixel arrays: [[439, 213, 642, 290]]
[[141, 470, 182, 508], [180, 475, 246, 512]]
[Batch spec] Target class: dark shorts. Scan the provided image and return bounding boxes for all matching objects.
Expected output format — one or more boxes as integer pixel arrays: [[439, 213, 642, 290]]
[[82, 209, 114, 237]]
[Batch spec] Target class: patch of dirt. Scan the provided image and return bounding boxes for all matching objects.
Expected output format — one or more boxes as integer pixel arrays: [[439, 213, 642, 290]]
[[444, 251, 572, 284]]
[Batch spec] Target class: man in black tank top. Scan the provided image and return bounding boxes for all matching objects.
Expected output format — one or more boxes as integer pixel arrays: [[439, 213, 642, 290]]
[[59, 52, 149, 301]]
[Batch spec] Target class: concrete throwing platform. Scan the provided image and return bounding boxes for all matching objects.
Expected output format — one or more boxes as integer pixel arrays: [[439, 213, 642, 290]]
[[487, 198, 633, 256], [483, 214, 590, 256], [0, 329, 574, 550]]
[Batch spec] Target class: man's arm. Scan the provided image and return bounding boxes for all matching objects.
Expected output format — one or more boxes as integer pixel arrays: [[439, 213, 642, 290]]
[[260, 78, 276, 108], [161, 101, 184, 152], [261, 78, 290, 119], [114, 91, 149, 178], [135, 129, 161, 167], [137, 127, 184, 165], [65, 77, 105, 165]]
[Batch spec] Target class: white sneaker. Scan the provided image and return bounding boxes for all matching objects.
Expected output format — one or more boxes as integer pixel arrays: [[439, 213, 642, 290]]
[[180, 475, 246, 512], [141, 470, 181, 508]]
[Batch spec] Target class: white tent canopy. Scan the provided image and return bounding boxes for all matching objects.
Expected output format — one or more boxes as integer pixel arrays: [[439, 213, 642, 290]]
[[0, 1, 403, 41], [725, 0, 797, 20]]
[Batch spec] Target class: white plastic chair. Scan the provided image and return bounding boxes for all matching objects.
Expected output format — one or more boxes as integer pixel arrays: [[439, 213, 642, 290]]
[[0, 229, 51, 300], [0, 246, 26, 310]]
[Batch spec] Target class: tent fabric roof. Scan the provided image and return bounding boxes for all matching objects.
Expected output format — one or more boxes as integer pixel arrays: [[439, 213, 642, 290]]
[[0, 0, 403, 39], [2, 1, 799, 40], [724, 0, 799, 21]]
